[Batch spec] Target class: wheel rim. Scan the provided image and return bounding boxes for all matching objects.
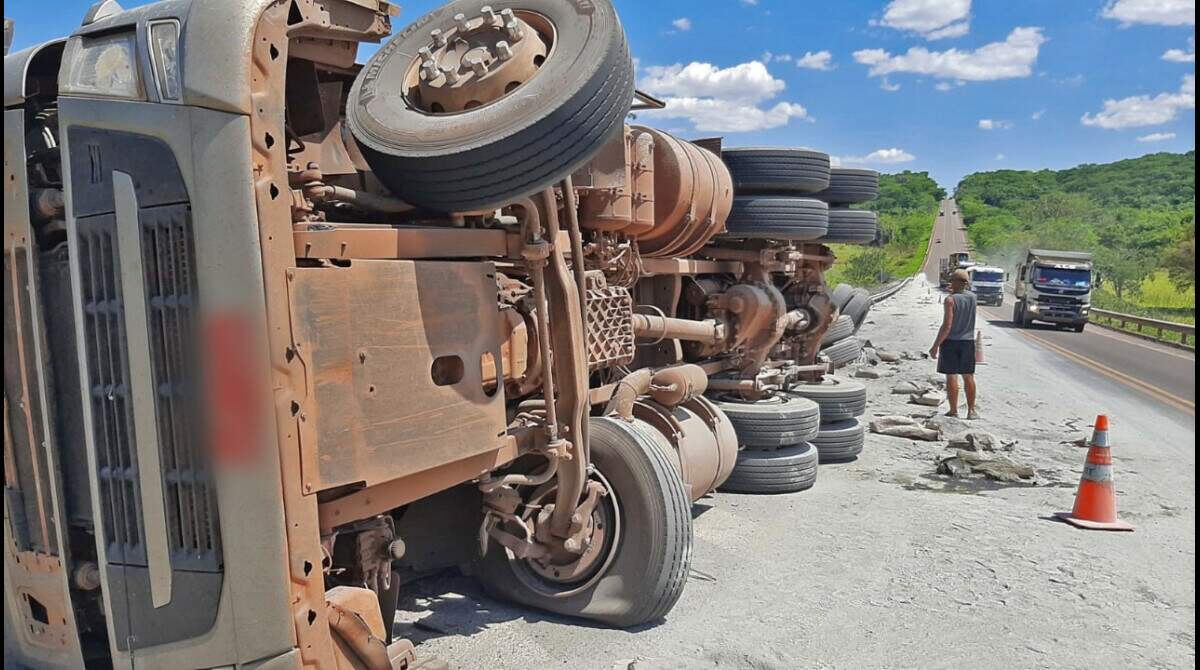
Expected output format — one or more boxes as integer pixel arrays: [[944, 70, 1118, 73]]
[[507, 468, 621, 598], [402, 8, 556, 115]]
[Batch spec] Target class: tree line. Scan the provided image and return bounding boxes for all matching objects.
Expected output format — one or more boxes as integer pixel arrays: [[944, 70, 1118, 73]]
[[954, 152, 1195, 300]]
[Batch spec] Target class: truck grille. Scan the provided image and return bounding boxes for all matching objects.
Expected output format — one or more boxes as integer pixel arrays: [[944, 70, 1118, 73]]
[[77, 205, 220, 570], [140, 205, 220, 569], [77, 214, 144, 565]]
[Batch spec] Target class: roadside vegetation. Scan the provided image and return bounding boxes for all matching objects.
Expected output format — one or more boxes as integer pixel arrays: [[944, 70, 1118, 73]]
[[954, 151, 1196, 325], [826, 171, 945, 288]]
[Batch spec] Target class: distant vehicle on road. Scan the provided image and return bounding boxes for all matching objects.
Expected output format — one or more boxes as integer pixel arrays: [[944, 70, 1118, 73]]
[[968, 265, 1006, 306], [1012, 249, 1093, 332], [939, 252, 973, 288]]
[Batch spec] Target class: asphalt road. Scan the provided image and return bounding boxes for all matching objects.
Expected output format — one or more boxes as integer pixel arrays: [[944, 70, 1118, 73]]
[[924, 198, 1195, 418]]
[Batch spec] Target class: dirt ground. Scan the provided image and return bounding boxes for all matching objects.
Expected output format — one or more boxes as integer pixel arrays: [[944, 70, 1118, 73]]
[[397, 276, 1196, 670]]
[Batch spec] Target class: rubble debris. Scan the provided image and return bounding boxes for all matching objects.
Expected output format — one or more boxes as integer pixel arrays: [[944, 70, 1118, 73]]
[[870, 416, 941, 441], [924, 414, 970, 434], [877, 350, 902, 363], [937, 450, 1037, 482], [909, 389, 945, 406], [891, 381, 930, 395], [946, 431, 1011, 452], [854, 368, 886, 379], [862, 347, 881, 365]]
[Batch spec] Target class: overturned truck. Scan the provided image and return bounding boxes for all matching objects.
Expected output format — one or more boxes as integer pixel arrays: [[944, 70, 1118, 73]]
[[4, 0, 877, 667]]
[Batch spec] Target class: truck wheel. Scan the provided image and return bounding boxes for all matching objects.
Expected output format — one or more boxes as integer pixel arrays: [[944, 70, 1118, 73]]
[[811, 418, 865, 463], [1012, 301, 1024, 327], [347, 0, 634, 212], [784, 376, 867, 423], [819, 336, 864, 369], [718, 442, 819, 494], [720, 196, 829, 240], [831, 283, 855, 311], [820, 208, 878, 244], [812, 168, 880, 204], [477, 417, 690, 627], [710, 394, 821, 449], [821, 314, 854, 346], [720, 148, 831, 194], [842, 289, 871, 330], [1074, 323, 1086, 333]]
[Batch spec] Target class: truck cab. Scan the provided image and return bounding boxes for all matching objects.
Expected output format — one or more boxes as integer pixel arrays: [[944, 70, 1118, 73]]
[[1012, 249, 1093, 332], [967, 265, 1005, 306]]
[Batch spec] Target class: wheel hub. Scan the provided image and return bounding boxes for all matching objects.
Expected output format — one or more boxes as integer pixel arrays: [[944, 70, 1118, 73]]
[[407, 7, 551, 114]]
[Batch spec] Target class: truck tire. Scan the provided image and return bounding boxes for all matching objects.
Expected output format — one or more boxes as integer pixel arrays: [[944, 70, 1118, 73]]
[[347, 0, 634, 212], [720, 148, 831, 194], [821, 314, 854, 346], [831, 283, 855, 311], [821, 208, 878, 244], [710, 395, 821, 449], [811, 418, 865, 463], [784, 376, 867, 423], [842, 288, 871, 330], [1073, 322, 1086, 333], [477, 417, 690, 627], [820, 336, 863, 369], [812, 168, 880, 204], [720, 196, 829, 240], [718, 442, 819, 494]]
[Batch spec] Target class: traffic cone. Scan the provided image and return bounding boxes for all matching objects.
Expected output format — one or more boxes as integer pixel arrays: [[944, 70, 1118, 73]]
[[974, 329, 985, 364], [1054, 415, 1134, 531]]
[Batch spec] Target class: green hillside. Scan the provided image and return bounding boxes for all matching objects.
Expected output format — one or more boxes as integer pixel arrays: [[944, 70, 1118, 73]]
[[826, 171, 945, 287], [954, 152, 1195, 321]]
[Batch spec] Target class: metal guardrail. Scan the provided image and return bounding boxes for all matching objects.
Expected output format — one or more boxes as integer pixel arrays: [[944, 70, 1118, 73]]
[[1089, 308, 1195, 349], [869, 277, 912, 304]]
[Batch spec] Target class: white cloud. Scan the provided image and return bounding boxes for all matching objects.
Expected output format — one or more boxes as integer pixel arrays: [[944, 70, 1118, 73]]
[[1138, 131, 1178, 141], [638, 60, 812, 132], [796, 51, 835, 71], [935, 82, 954, 91], [1102, 0, 1195, 26], [1081, 74, 1195, 129], [880, 78, 902, 92], [995, 153, 1006, 160], [1162, 38, 1196, 62], [978, 118, 1014, 130], [1031, 109, 1045, 120], [874, 0, 972, 40], [841, 148, 916, 165], [672, 17, 692, 31], [854, 27, 1046, 82], [741, 0, 759, 5], [761, 51, 794, 64]]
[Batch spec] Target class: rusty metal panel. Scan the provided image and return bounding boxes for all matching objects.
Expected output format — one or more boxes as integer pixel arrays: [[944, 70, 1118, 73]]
[[288, 260, 507, 490]]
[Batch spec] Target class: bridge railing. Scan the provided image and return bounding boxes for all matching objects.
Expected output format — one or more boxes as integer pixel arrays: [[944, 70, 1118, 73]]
[[1089, 308, 1195, 349], [869, 277, 912, 304]]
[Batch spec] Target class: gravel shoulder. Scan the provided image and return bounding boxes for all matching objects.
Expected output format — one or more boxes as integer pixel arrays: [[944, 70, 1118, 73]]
[[398, 276, 1196, 670]]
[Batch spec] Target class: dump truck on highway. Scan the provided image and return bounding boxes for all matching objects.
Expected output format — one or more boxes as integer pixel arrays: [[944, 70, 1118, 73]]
[[967, 265, 1006, 306], [4, 0, 879, 667], [1012, 249, 1093, 332], [938, 252, 973, 288]]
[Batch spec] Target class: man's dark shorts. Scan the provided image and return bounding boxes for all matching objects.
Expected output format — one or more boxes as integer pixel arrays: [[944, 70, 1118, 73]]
[[938, 339, 976, 375]]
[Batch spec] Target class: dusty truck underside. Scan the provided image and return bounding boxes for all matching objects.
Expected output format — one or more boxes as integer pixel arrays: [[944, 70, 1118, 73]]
[[3, 0, 879, 668]]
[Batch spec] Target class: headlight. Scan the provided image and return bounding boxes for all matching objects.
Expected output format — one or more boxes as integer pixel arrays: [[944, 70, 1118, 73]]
[[148, 20, 182, 102], [1029, 304, 1040, 312], [60, 32, 142, 99]]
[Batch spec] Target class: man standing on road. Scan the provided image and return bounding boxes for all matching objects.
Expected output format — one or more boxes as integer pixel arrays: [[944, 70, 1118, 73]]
[[929, 269, 978, 419]]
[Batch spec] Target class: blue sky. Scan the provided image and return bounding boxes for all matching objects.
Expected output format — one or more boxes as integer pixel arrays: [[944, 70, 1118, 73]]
[[7, 0, 1195, 188]]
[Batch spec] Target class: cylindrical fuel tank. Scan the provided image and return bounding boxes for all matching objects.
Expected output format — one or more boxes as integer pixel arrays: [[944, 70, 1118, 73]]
[[631, 126, 733, 258], [630, 396, 739, 501]]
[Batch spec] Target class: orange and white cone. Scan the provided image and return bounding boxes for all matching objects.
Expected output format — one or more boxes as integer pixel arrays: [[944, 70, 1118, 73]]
[[1054, 415, 1134, 531]]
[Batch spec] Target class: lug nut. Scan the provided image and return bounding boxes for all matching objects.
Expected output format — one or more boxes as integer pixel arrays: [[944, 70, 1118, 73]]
[[418, 46, 433, 60], [441, 65, 460, 84], [430, 28, 445, 47], [495, 40, 513, 61], [481, 5, 496, 23], [469, 56, 488, 77], [499, 8, 515, 21], [504, 19, 524, 42], [454, 12, 470, 32]]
